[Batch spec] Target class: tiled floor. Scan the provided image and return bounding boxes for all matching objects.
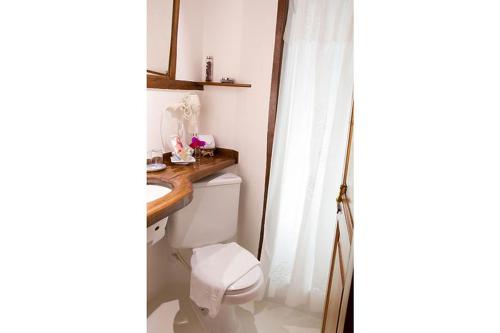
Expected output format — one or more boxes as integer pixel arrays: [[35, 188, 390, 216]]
[[238, 299, 322, 333], [148, 294, 322, 333]]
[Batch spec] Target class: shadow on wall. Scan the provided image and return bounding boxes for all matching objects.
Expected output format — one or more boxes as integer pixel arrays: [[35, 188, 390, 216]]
[[147, 237, 185, 307]]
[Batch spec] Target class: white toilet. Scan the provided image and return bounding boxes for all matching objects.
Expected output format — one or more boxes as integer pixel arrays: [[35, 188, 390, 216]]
[[166, 173, 263, 333]]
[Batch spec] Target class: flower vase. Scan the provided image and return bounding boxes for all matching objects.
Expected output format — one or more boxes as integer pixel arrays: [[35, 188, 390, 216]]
[[194, 147, 201, 160]]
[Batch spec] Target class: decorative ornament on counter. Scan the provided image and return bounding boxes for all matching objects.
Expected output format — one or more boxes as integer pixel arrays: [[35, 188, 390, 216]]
[[161, 93, 201, 151], [197, 134, 215, 149], [196, 134, 216, 158], [169, 135, 195, 164], [189, 136, 206, 161], [189, 136, 206, 149], [170, 154, 196, 165], [181, 94, 201, 135], [201, 149, 215, 158]]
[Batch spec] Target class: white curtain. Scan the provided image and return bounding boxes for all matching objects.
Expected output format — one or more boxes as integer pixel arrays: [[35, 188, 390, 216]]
[[261, 0, 353, 313]]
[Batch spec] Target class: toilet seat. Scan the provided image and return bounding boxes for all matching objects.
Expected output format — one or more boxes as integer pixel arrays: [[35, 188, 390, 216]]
[[191, 243, 263, 297], [226, 265, 262, 294]]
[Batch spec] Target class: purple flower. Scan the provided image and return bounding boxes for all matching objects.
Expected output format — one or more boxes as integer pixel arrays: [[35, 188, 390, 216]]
[[189, 136, 206, 149]]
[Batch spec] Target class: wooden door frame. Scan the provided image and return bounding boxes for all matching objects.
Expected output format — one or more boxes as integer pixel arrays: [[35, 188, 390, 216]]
[[322, 103, 354, 333], [257, 0, 289, 260]]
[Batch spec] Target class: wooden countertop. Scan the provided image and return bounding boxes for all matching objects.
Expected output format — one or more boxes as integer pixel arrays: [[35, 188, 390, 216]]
[[146, 148, 238, 227]]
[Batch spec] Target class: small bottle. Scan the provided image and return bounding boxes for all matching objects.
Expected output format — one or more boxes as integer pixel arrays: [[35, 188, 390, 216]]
[[205, 56, 213, 82]]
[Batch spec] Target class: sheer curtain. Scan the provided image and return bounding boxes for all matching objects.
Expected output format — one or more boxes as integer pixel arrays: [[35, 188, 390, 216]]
[[261, 0, 353, 313]]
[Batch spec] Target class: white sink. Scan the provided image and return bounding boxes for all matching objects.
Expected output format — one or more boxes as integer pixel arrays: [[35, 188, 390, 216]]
[[147, 184, 172, 203]]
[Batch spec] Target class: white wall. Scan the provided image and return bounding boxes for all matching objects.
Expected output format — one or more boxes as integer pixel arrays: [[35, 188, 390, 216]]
[[147, 0, 278, 255], [201, 0, 244, 82], [199, 0, 278, 254], [147, 89, 204, 151], [176, 0, 204, 81], [235, 0, 278, 254]]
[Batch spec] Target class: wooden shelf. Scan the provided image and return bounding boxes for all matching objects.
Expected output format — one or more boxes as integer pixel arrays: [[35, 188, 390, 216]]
[[147, 75, 203, 90], [198, 81, 251, 88], [146, 75, 251, 90]]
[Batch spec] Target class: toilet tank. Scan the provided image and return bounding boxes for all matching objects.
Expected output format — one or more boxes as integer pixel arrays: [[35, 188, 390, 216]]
[[166, 173, 242, 249]]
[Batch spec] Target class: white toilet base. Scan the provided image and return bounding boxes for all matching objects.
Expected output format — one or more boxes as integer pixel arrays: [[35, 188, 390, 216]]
[[190, 301, 241, 333]]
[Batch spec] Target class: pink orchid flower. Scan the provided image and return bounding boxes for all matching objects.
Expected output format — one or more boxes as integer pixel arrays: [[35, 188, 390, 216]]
[[189, 136, 206, 149]]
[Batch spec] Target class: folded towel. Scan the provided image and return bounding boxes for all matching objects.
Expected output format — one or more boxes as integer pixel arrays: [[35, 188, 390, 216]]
[[198, 134, 215, 149], [190, 242, 259, 318]]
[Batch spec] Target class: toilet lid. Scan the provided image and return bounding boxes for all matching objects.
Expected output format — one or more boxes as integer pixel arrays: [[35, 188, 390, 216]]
[[192, 243, 263, 294], [227, 265, 262, 293]]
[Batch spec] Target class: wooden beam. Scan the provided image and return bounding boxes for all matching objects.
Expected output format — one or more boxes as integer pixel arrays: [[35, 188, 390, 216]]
[[258, 0, 289, 260], [168, 0, 180, 79]]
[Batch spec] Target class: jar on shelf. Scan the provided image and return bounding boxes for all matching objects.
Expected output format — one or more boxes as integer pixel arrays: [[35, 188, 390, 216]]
[[205, 56, 213, 82]]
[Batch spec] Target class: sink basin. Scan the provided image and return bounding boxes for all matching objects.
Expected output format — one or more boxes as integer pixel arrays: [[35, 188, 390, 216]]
[[147, 184, 172, 203]]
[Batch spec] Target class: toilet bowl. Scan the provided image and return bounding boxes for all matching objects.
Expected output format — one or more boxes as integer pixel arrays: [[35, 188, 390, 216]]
[[190, 242, 264, 304], [190, 242, 263, 332], [166, 173, 262, 332], [191, 280, 262, 333]]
